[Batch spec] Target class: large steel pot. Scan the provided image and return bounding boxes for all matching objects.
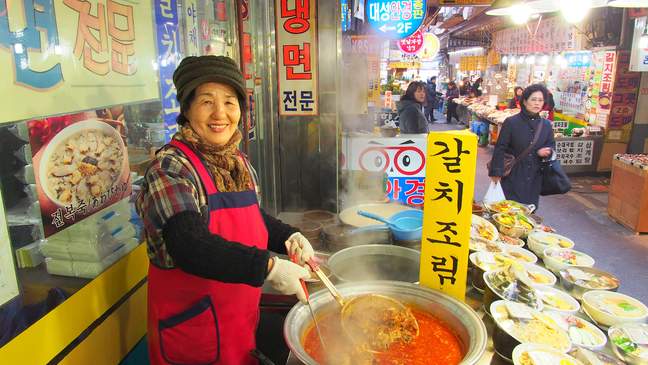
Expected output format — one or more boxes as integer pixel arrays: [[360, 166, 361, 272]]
[[284, 281, 488, 365], [327, 244, 420, 283]]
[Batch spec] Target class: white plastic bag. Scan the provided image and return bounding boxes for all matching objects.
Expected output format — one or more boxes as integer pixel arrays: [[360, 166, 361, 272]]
[[484, 181, 506, 205]]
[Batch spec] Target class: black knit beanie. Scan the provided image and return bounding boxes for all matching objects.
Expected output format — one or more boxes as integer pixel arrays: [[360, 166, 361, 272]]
[[173, 55, 247, 113]]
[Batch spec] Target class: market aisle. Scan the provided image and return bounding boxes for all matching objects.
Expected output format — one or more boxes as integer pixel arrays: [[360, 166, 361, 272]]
[[427, 122, 648, 304]]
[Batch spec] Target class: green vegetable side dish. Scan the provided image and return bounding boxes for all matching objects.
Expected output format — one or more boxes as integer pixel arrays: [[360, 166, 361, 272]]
[[612, 335, 638, 354], [619, 302, 638, 312]]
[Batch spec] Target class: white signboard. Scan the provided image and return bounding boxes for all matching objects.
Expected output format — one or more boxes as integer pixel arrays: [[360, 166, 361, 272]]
[[630, 17, 648, 72], [275, 0, 319, 116], [0, 190, 20, 306], [342, 135, 427, 206], [556, 140, 594, 166]]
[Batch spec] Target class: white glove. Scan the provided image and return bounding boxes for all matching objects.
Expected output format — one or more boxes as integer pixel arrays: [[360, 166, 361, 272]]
[[285, 232, 315, 265], [266, 257, 310, 303]]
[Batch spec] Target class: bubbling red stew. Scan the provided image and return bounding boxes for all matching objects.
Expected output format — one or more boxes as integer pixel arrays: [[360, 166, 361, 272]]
[[302, 306, 464, 365]]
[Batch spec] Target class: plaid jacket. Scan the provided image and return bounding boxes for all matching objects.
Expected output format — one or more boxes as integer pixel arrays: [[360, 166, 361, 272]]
[[136, 144, 294, 268]]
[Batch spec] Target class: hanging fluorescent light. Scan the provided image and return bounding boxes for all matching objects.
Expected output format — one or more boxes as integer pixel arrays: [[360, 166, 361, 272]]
[[561, 0, 592, 23], [518, 55, 525, 64], [502, 55, 509, 64], [448, 47, 484, 55], [607, 0, 648, 7], [510, 3, 533, 25], [540, 54, 550, 64], [526, 55, 536, 64], [486, 0, 520, 16]]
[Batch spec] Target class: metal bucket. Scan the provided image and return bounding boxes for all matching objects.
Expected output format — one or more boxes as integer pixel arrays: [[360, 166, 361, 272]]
[[327, 244, 420, 283]]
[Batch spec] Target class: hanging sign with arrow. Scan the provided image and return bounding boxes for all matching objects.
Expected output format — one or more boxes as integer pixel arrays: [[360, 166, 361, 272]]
[[366, 0, 427, 40]]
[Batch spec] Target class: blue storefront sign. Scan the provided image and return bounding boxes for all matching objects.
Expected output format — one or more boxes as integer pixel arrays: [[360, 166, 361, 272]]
[[154, 0, 181, 142], [366, 0, 426, 39], [341, 0, 351, 32]]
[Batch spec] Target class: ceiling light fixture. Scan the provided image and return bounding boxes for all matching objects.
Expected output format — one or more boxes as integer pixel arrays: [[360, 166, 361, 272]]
[[607, 0, 648, 7], [486, 0, 520, 16], [562, 0, 592, 23]]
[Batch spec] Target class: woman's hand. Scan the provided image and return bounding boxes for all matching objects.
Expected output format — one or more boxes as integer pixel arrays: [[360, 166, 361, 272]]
[[285, 232, 315, 265], [265, 257, 310, 303], [537, 147, 552, 158]]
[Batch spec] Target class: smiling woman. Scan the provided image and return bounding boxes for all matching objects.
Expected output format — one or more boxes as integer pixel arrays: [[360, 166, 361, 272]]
[[136, 55, 315, 365]]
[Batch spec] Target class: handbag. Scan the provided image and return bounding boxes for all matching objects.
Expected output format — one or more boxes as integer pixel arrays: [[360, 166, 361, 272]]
[[541, 158, 571, 195], [487, 121, 544, 177]]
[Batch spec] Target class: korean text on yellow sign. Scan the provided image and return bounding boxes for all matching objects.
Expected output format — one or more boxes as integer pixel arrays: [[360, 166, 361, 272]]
[[420, 130, 477, 301], [1, 0, 159, 124]]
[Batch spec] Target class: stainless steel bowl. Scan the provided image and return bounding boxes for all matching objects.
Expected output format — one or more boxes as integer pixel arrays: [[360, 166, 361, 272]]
[[327, 244, 420, 283], [283, 281, 488, 365], [558, 266, 620, 300]]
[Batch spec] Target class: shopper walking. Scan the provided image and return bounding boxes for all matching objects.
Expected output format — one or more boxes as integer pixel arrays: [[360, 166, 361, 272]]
[[398, 81, 429, 133], [445, 81, 460, 124], [508, 86, 524, 109], [137, 55, 313, 365], [425, 76, 438, 122], [488, 83, 555, 207]]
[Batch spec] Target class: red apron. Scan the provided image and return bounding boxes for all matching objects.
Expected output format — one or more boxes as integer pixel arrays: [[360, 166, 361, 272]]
[[147, 140, 268, 365]]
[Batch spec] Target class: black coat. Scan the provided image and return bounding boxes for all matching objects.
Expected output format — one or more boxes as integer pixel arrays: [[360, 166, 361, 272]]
[[488, 111, 555, 207], [397, 99, 428, 134]]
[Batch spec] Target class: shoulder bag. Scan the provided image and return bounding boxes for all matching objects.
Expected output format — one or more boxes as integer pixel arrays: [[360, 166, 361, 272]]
[[541, 157, 571, 195], [487, 120, 543, 177]]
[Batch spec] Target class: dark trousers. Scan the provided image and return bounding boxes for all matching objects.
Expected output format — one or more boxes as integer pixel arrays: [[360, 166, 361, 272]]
[[425, 100, 436, 121], [446, 101, 459, 123]]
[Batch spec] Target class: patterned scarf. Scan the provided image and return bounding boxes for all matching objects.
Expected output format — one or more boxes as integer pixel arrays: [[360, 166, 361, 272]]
[[174, 125, 251, 192]]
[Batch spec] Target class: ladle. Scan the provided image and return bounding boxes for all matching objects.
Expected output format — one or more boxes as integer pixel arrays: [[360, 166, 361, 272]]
[[304, 258, 419, 352], [357, 209, 421, 231]]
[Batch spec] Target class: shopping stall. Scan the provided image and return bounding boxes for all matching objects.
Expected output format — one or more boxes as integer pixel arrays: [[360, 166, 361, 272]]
[[278, 131, 645, 365], [0, 0, 243, 363]]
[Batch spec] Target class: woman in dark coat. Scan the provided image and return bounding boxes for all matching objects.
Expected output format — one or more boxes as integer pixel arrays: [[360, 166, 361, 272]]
[[508, 86, 524, 109], [397, 81, 429, 134], [489, 84, 555, 207], [445, 81, 460, 124]]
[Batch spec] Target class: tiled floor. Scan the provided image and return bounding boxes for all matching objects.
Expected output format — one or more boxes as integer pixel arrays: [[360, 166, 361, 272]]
[[428, 121, 648, 304]]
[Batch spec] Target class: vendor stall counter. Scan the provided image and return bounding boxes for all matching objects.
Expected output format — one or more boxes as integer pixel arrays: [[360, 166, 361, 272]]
[[608, 155, 648, 233]]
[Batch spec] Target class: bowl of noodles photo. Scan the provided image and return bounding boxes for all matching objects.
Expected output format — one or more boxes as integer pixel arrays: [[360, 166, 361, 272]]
[[38, 119, 127, 209], [284, 281, 487, 365]]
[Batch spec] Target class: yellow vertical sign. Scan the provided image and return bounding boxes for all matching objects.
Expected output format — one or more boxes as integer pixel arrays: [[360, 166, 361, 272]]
[[420, 130, 477, 301]]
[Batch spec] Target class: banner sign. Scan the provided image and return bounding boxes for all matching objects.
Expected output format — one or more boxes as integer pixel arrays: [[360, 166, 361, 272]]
[[28, 116, 132, 237], [630, 17, 648, 72], [607, 50, 641, 143], [556, 140, 594, 166], [343, 136, 427, 207], [398, 29, 423, 54], [0, 0, 159, 125], [154, 0, 181, 142], [493, 17, 585, 54], [366, 0, 426, 39], [420, 130, 477, 301], [275, 0, 319, 116], [183, 0, 199, 56]]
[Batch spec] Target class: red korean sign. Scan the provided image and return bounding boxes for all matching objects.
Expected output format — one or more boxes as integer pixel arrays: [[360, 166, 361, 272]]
[[275, 0, 319, 116], [598, 51, 616, 112], [398, 30, 424, 54]]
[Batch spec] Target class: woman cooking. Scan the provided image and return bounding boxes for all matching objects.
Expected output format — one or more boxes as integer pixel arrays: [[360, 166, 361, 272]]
[[137, 55, 314, 365], [488, 84, 555, 208]]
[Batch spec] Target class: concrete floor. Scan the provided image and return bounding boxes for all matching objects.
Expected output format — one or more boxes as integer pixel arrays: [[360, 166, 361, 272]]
[[428, 116, 648, 304]]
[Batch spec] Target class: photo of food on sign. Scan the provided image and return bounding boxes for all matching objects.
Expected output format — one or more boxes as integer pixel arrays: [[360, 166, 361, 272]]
[[28, 110, 131, 237]]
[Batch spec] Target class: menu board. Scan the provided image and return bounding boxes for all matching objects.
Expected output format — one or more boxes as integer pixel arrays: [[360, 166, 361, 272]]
[[556, 140, 594, 166], [0, 190, 20, 306]]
